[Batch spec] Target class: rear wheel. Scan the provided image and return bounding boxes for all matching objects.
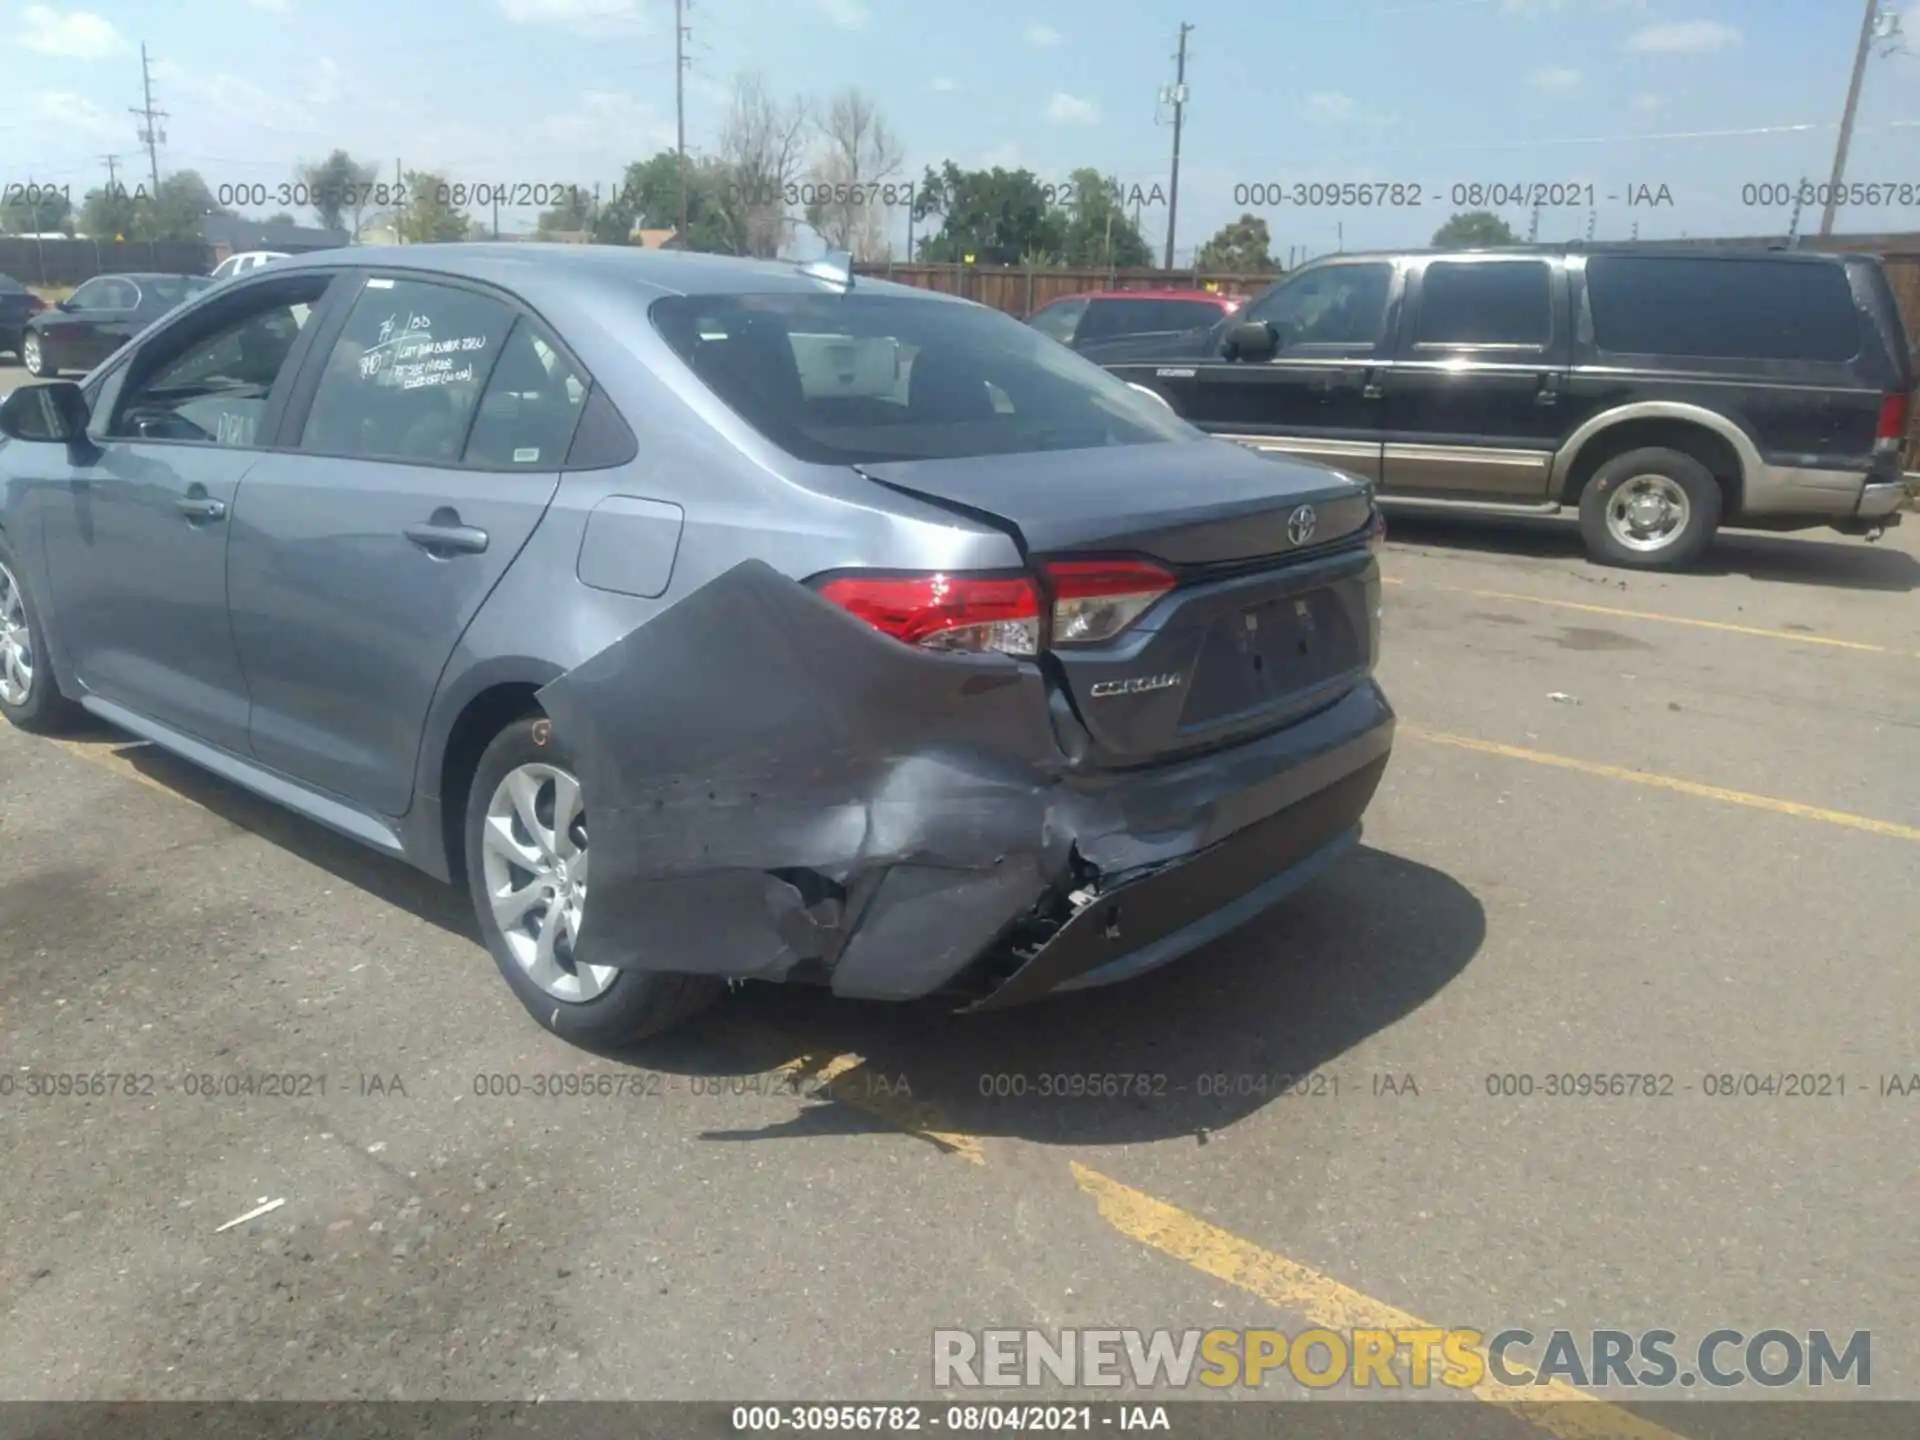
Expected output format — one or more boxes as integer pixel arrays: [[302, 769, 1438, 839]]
[[463, 714, 722, 1045], [0, 535, 83, 734], [20, 331, 56, 378], [1577, 446, 1722, 570]]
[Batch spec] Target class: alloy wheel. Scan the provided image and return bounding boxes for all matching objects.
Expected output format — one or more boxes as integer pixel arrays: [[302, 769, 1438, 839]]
[[21, 332, 43, 376], [479, 761, 616, 1003], [0, 559, 36, 707]]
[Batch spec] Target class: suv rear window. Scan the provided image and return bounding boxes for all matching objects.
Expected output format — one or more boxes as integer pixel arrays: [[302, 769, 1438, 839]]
[[650, 292, 1196, 465], [1586, 256, 1860, 362], [1417, 261, 1552, 346]]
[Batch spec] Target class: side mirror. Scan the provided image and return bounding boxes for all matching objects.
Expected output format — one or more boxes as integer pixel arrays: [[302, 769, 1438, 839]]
[[0, 381, 92, 444], [54, 298, 76, 312], [1223, 320, 1279, 362]]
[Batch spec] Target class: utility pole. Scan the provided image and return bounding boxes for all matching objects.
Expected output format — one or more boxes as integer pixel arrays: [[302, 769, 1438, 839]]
[[1160, 22, 1192, 270], [1820, 0, 1881, 236], [100, 154, 120, 193], [129, 44, 168, 193], [675, 0, 691, 244], [395, 158, 405, 242]]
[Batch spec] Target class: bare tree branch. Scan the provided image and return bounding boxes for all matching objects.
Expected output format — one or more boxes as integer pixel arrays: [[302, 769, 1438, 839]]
[[804, 87, 904, 261], [716, 72, 811, 258]]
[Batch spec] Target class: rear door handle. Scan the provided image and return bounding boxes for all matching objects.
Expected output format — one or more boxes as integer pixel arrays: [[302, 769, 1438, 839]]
[[1362, 369, 1384, 401], [404, 521, 489, 556], [175, 495, 225, 521], [1535, 375, 1561, 407]]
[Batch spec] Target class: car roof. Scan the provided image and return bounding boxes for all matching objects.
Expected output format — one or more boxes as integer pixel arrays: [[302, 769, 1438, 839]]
[[269, 243, 963, 305], [1305, 243, 1861, 265]]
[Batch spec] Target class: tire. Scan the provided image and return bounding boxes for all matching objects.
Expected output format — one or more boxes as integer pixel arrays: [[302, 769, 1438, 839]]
[[1577, 446, 1722, 570], [21, 330, 56, 378], [0, 532, 84, 734], [462, 713, 723, 1045]]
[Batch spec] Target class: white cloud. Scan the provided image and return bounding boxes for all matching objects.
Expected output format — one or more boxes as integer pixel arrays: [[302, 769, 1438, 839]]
[[929, 76, 960, 93], [1528, 65, 1582, 92], [21, 5, 124, 58], [496, 0, 645, 34], [31, 90, 122, 140], [244, 0, 292, 11], [534, 89, 674, 152], [816, 0, 868, 27], [1025, 23, 1062, 46], [1046, 91, 1098, 124], [307, 55, 341, 108], [1303, 91, 1359, 125], [1629, 91, 1661, 118], [1625, 20, 1741, 52]]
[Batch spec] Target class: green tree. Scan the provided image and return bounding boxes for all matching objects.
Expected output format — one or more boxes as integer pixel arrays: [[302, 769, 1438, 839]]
[[0, 184, 73, 235], [79, 184, 142, 241], [1195, 214, 1279, 273], [1060, 168, 1152, 268], [1431, 209, 1519, 247], [130, 171, 230, 242], [912, 161, 1066, 265], [299, 150, 379, 236], [537, 183, 595, 236], [593, 151, 737, 251], [398, 171, 470, 243], [264, 211, 297, 227]]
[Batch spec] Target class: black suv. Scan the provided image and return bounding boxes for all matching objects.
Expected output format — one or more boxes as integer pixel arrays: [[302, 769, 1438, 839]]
[[1097, 246, 1914, 568]]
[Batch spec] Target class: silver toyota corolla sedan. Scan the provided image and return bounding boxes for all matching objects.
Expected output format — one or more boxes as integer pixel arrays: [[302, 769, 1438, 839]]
[[0, 244, 1395, 1046]]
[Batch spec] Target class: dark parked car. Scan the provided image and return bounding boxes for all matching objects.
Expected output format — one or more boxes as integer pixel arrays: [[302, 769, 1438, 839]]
[[1027, 288, 1241, 354], [21, 272, 213, 378], [1097, 245, 1914, 568], [0, 245, 1393, 1047], [0, 274, 48, 363]]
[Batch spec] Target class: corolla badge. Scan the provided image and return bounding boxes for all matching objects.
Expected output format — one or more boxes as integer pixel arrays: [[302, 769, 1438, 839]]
[[1287, 504, 1318, 546], [1089, 672, 1184, 699]]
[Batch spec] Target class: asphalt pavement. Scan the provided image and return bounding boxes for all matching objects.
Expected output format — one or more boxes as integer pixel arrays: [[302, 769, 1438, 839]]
[[0, 486, 1916, 1435]]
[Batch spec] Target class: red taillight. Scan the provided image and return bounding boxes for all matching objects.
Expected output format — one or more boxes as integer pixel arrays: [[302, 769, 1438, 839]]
[[1041, 558, 1177, 646], [817, 572, 1042, 656], [1875, 391, 1910, 446]]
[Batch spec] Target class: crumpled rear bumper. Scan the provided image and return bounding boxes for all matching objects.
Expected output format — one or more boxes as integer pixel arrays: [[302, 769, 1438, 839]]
[[535, 559, 1394, 1008]]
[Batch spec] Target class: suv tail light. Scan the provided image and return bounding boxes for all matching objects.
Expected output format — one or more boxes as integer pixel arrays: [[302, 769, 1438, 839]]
[[1041, 558, 1176, 645], [1875, 391, 1911, 450], [815, 572, 1041, 656]]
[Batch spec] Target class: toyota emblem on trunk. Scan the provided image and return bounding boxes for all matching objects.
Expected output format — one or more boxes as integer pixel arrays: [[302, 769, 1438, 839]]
[[1287, 505, 1318, 546]]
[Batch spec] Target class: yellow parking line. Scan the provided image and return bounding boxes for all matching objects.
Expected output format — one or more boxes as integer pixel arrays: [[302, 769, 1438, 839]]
[[1072, 1164, 1692, 1440], [760, 1040, 988, 1164], [1404, 727, 1920, 842], [1381, 575, 1911, 658]]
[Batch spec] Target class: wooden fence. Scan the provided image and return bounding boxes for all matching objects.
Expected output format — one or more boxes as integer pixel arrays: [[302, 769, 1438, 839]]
[[855, 263, 1274, 315], [0, 237, 213, 287]]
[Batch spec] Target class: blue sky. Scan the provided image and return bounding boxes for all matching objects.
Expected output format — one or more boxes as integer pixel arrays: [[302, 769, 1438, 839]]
[[4, 0, 1917, 260]]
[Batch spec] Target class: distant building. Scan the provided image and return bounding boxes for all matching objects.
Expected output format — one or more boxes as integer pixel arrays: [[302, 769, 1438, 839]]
[[200, 214, 349, 261], [633, 228, 683, 250]]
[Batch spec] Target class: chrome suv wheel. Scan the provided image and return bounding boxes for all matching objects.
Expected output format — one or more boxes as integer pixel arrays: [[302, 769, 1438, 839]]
[[0, 558, 35, 707]]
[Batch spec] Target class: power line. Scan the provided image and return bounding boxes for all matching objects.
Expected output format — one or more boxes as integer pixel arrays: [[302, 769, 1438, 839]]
[[129, 43, 169, 192], [1159, 22, 1192, 269]]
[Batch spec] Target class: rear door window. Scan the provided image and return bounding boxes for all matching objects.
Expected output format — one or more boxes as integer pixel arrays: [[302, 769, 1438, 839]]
[[1585, 256, 1860, 361], [1078, 298, 1221, 340], [461, 319, 590, 468], [1416, 261, 1553, 347], [299, 278, 517, 464]]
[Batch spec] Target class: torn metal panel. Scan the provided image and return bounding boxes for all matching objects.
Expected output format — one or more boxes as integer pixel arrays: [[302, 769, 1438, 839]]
[[534, 559, 1067, 983]]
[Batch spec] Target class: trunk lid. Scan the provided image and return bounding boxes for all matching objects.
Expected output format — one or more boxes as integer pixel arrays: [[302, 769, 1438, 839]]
[[858, 440, 1381, 765]]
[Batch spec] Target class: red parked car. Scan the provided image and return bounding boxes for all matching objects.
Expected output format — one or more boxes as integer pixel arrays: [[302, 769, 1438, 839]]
[[1026, 288, 1241, 353]]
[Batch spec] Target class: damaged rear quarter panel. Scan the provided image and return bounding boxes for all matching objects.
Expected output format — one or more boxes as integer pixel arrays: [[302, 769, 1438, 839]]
[[534, 559, 1073, 986]]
